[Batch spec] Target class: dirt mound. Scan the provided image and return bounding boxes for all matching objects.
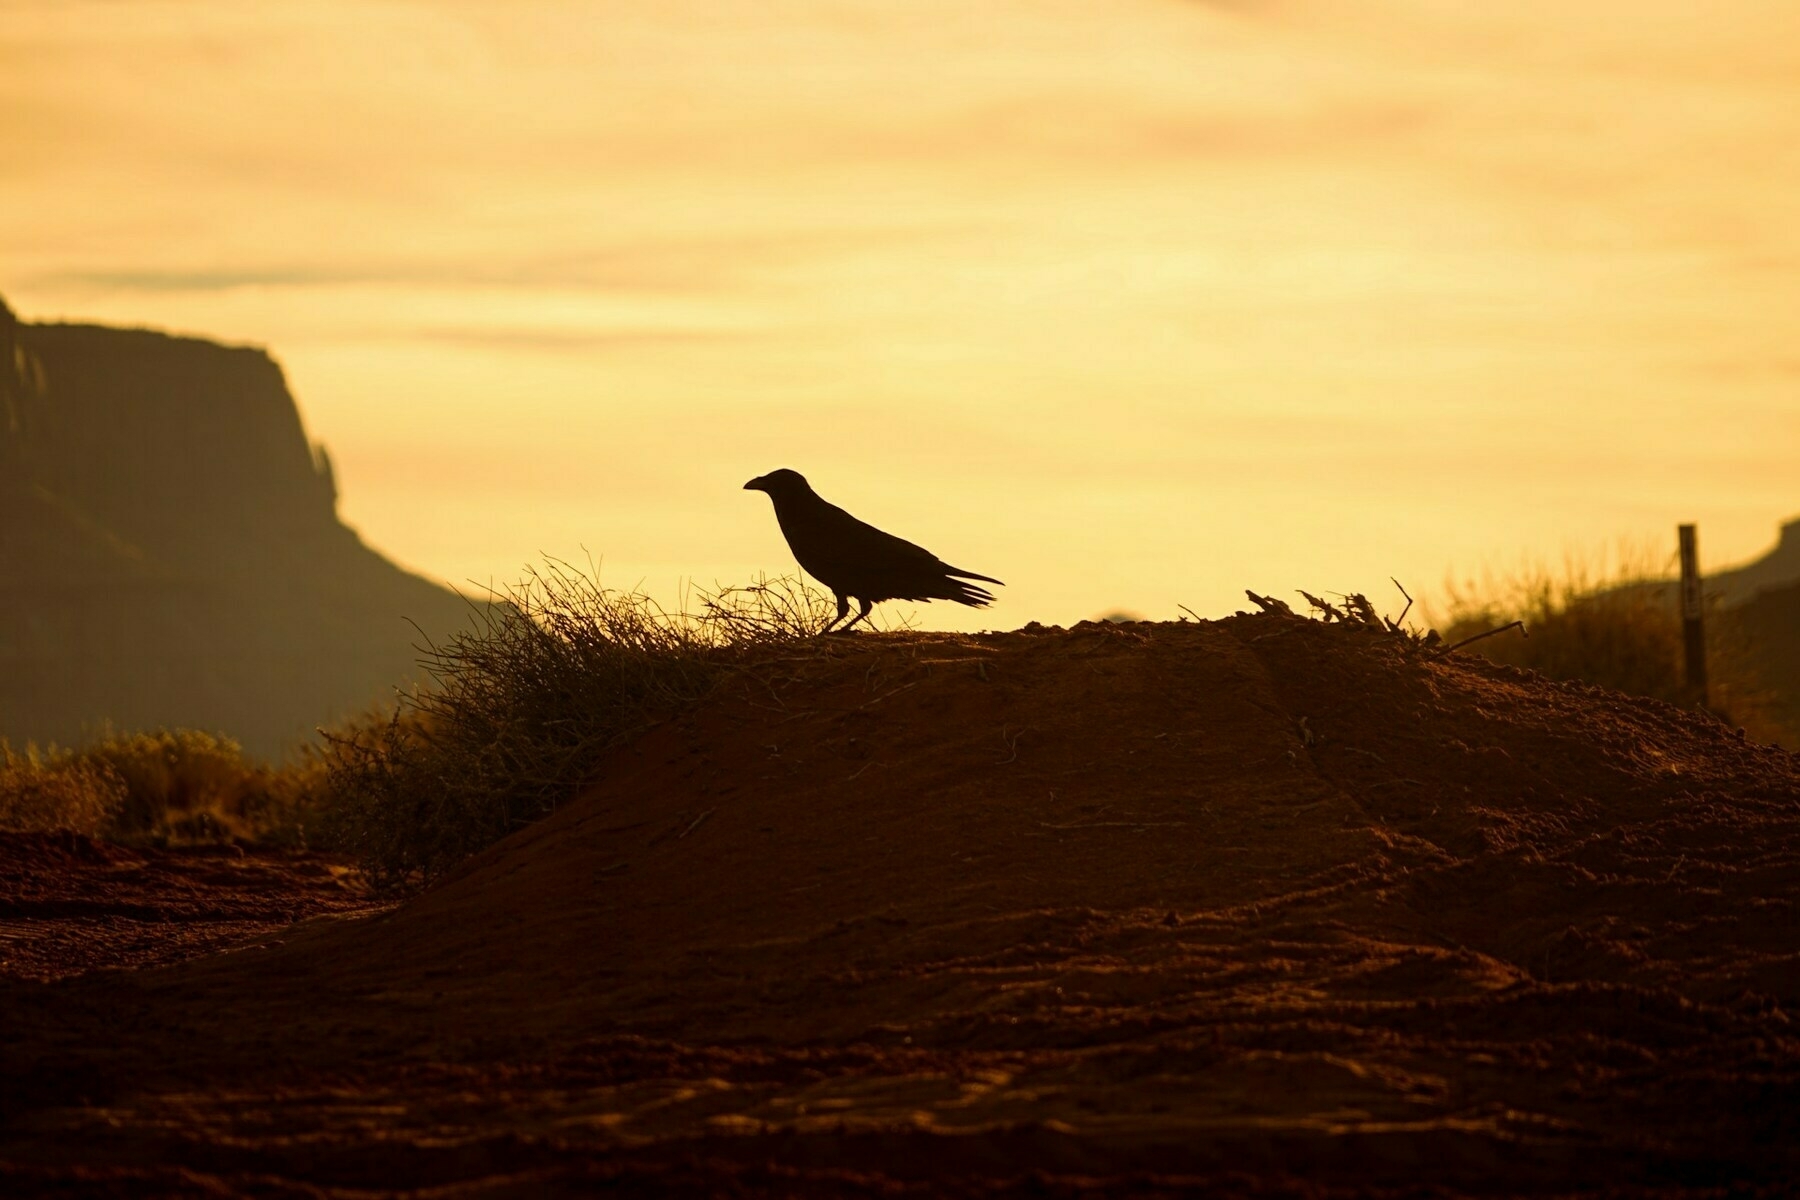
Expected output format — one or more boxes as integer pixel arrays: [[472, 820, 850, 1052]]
[[3, 616, 1798, 1196]]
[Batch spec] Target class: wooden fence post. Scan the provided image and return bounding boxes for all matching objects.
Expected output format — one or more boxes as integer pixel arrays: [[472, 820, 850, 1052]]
[[1678, 523, 1707, 707]]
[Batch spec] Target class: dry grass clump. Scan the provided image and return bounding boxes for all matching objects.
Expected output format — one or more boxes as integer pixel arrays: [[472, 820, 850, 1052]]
[[1436, 551, 1784, 742], [321, 566, 833, 891], [0, 745, 126, 838], [1, 567, 837, 879], [0, 730, 331, 845]]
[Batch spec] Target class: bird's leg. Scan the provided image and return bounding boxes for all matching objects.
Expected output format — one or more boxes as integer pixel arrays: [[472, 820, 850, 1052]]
[[839, 597, 875, 633], [820, 592, 850, 635]]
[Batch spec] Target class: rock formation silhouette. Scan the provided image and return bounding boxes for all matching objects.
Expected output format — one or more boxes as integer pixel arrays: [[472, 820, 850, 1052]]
[[1710, 516, 1800, 601], [0, 295, 471, 757]]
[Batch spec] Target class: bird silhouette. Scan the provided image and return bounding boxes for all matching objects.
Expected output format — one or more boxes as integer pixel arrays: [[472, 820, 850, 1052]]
[[744, 468, 1002, 633]]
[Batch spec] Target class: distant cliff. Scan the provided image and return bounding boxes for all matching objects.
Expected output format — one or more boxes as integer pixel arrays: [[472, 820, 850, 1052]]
[[1712, 517, 1800, 602], [0, 295, 472, 757]]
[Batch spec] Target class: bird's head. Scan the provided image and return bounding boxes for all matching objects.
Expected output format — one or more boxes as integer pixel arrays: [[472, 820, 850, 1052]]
[[743, 468, 810, 496]]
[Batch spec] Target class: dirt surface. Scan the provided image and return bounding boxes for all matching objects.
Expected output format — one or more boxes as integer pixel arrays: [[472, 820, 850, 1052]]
[[0, 832, 376, 982], [3, 614, 1798, 1197]]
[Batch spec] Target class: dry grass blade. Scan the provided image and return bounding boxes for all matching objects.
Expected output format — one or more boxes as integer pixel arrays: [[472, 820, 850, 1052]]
[[695, 577, 839, 642], [1443, 620, 1528, 654]]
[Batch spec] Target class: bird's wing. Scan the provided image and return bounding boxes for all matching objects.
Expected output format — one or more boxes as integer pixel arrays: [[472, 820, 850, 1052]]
[[773, 493, 1000, 606], [787, 498, 946, 574]]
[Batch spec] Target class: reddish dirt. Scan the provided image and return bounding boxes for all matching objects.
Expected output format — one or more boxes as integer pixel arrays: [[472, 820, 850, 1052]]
[[0, 831, 377, 982], [2, 615, 1798, 1197]]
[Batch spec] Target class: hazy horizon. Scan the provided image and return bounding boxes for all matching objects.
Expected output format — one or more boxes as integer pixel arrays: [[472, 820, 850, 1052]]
[[6, 0, 1798, 627]]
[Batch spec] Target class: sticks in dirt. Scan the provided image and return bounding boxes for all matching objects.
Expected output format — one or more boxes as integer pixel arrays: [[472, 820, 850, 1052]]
[[1442, 620, 1528, 654], [854, 680, 922, 712], [996, 725, 1024, 765], [1244, 578, 1530, 657], [1387, 578, 1413, 631], [1295, 589, 1386, 631], [1245, 590, 1295, 617], [1297, 590, 1347, 623]]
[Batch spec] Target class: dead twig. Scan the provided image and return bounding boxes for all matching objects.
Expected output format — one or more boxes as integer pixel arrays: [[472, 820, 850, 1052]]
[[996, 725, 1023, 765], [1387, 578, 1413, 632], [1299, 590, 1345, 621], [1346, 593, 1382, 629], [1036, 820, 1189, 830], [677, 809, 715, 839], [854, 680, 921, 711], [1245, 590, 1294, 617], [1442, 620, 1528, 654]]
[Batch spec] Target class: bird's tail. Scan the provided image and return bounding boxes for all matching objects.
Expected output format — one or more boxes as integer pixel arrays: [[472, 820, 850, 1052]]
[[946, 576, 999, 608], [945, 565, 1003, 587]]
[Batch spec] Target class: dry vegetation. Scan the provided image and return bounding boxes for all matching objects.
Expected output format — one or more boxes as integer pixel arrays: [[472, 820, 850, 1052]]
[[0, 568, 871, 888], [1435, 552, 1789, 744], [0, 730, 328, 846], [8, 553, 1787, 890], [317, 567, 840, 889], [12, 594, 1799, 1196]]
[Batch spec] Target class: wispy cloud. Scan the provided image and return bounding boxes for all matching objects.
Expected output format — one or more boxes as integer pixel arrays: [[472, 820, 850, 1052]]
[[397, 326, 761, 353]]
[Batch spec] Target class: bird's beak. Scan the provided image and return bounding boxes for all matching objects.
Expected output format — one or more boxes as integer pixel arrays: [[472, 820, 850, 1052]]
[[743, 476, 765, 492]]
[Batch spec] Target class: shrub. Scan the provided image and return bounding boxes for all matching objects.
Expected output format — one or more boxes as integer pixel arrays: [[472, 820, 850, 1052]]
[[0, 730, 333, 846], [0, 745, 127, 837], [1, 569, 838, 873], [320, 567, 833, 891], [88, 729, 263, 841]]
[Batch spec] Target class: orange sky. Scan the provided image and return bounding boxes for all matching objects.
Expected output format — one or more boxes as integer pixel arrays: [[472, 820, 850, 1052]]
[[5, 0, 1797, 627]]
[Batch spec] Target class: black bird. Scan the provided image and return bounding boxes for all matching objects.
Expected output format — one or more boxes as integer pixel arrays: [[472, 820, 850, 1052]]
[[744, 468, 1003, 633]]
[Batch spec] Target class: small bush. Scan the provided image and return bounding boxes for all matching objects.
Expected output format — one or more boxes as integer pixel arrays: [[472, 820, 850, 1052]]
[[321, 567, 834, 891], [1, 569, 840, 875], [0, 746, 128, 837], [0, 730, 334, 846], [88, 729, 262, 841]]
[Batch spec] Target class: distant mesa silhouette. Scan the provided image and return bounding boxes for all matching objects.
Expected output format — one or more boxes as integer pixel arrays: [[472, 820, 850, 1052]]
[[1709, 515, 1800, 602], [0, 293, 473, 757], [745, 468, 1002, 634]]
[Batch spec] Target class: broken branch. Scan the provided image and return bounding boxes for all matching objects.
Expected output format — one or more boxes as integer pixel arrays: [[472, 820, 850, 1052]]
[[1442, 620, 1528, 654], [1245, 590, 1295, 617], [1387, 578, 1413, 632]]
